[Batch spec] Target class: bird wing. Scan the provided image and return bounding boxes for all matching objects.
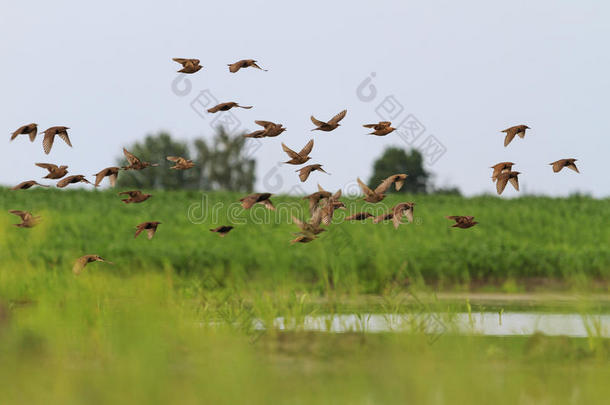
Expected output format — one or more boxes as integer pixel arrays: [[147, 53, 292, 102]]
[[503, 130, 516, 147], [392, 210, 403, 229], [240, 194, 258, 209], [567, 162, 579, 173], [374, 176, 396, 194], [94, 171, 106, 187], [56, 177, 72, 188], [109, 173, 118, 187], [550, 160, 564, 173], [261, 199, 275, 211], [9, 210, 30, 220], [147, 229, 156, 240], [298, 139, 314, 157], [328, 109, 347, 125], [42, 132, 55, 154], [310, 116, 325, 127], [317, 184, 327, 193], [357, 178, 375, 197], [281, 143, 299, 159], [228, 61, 242, 73], [298, 166, 313, 182], [255, 120, 275, 128], [35, 163, 58, 171], [72, 256, 90, 275], [362, 123, 377, 128], [58, 130, 72, 147], [134, 226, 144, 238], [166, 156, 180, 162], [123, 148, 141, 165], [119, 190, 141, 198], [508, 175, 519, 191], [496, 175, 509, 195], [237, 104, 253, 109], [28, 127, 38, 142], [10, 125, 27, 141]]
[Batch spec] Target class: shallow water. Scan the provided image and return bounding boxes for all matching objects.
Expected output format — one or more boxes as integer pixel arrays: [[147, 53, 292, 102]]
[[262, 312, 610, 337]]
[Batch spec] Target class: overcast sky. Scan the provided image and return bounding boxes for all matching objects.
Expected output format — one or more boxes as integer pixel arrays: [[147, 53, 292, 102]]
[[2, 1, 608, 197]]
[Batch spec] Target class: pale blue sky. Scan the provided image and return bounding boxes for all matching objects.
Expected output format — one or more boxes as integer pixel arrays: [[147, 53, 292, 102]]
[[2, 0, 609, 196]]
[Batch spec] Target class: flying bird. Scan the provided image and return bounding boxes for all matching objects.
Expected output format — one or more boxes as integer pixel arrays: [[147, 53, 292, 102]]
[[363, 121, 396, 136], [373, 212, 394, 224], [501, 125, 529, 147], [446, 216, 478, 229], [118, 190, 152, 204], [94, 167, 120, 187], [122, 148, 159, 170], [210, 226, 234, 237], [302, 184, 332, 214], [9, 210, 41, 228], [392, 202, 415, 229], [207, 102, 252, 113], [320, 189, 344, 225], [73, 255, 113, 275], [311, 109, 347, 132], [345, 212, 373, 221], [290, 231, 318, 244], [135, 222, 161, 240], [57, 175, 94, 188], [244, 121, 286, 138], [490, 162, 515, 182], [228, 59, 267, 73], [549, 159, 579, 173], [496, 171, 521, 195], [282, 139, 314, 165], [11, 123, 37, 142], [35, 163, 68, 180], [167, 156, 195, 170], [296, 164, 329, 182], [11, 180, 49, 190], [357, 174, 408, 203], [172, 58, 203, 74], [41, 126, 72, 154], [292, 214, 326, 236], [240, 193, 275, 210]]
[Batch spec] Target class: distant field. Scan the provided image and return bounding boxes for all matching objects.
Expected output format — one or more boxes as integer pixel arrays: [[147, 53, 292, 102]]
[[1, 188, 609, 293]]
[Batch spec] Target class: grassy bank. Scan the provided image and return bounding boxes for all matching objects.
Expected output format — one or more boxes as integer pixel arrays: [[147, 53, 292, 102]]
[[1, 188, 609, 293]]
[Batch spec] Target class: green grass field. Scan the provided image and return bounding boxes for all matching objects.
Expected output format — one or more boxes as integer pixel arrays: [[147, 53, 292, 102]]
[[2, 188, 610, 404], [1, 188, 609, 293]]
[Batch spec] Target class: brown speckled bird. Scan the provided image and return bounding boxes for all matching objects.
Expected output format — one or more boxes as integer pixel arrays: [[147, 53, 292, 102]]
[[167, 156, 195, 170], [73, 255, 113, 275], [172, 58, 203, 74], [240, 193, 275, 210], [122, 148, 159, 170], [311, 109, 347, 132], [550, 159, 579, 173], [57, 175, 94, 188], [9, 210, 41, 228], [320, 189, 344, 226], [207, 102, 252, 113], [94, 167, 120, 187], [118, 190, 152, 204], [357, 174, 407, 203], [35, 163, 68, 179], [282, 139, 314, 165], [446, 216, 478, 229], [290, 231, 317, 244], [373, 212, 394, 224], [490, 162, 515, 182], [345, 212, 373, 221], [496, 171, 521, 195], [292, 214, 326, 236], [363, 121, 396, 136], [42, 126, 72, 154], [302, 184, 332, 214], [11, 180, 49, 190], [501, 125, 529, 147], [210, 225, 234, 237], [228, 59, 267, 73], [135, 222, 161, 240], [297, 164, 329, 182], [392, 202, 415, 229], [243, 120, 286, 138], [11, 123, 37, 142]]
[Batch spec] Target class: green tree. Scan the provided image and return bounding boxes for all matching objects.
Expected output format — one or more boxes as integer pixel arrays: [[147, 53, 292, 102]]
[[117, 132, 195, 189], [193, 127, 255, 192], [368, 147, 431, 194], [116, 127, 256, 191]]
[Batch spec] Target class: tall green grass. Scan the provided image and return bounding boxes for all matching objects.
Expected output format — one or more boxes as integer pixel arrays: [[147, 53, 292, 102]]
[[1, 188, 609, 293]]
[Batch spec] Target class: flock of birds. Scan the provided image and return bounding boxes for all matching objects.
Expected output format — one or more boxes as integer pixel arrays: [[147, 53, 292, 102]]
[[7, 58, 580, 273]]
